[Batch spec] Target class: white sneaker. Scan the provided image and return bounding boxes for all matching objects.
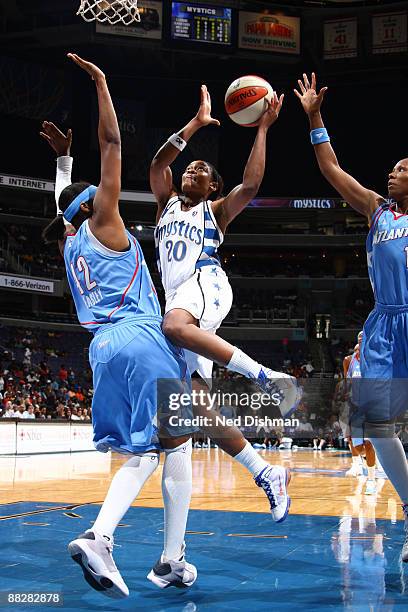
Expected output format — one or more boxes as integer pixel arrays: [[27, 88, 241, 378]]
[[147, 545, 197, 589], [256, 369, 302, 418], [68, 530, 129, 599], [345, 464, 364, 477], [365, 479, 377, 495], [254, 465, 291, 523]]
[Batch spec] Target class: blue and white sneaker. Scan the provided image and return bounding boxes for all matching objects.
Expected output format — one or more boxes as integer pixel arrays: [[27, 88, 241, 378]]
[[254, 465, 291, 523], [256, 369, 302, 418]]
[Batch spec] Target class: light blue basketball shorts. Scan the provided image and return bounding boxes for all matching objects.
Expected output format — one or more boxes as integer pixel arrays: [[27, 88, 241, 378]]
[[89, 316, 193, 455], [350, 303, 408, 439]]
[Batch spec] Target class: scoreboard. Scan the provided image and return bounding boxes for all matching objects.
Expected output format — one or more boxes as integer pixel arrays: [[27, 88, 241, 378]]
[[171, 3, 232, 46]]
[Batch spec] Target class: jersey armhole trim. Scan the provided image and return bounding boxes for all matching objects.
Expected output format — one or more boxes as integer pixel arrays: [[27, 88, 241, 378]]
[[368, 202, 388, 235], [207, 201, 224, 242], [85, 220, 130, 258]]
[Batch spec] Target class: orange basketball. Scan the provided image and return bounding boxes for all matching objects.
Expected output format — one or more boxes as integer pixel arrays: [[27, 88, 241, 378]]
[[225, 75, 273, 127]]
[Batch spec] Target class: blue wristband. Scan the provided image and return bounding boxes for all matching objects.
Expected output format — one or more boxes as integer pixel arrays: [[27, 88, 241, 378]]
[[310, 128, 330, 145]]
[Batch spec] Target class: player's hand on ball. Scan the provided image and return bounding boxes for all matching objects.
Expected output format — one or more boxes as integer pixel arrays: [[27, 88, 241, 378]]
[[294, 72, 328, 115], [40, 122, 72, 157], [258, 92, 284, 130], [67, 53, 106, 82], [195, 84, 220, 127]]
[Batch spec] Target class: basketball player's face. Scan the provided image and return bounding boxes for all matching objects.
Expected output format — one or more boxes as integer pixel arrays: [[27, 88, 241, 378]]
[[388, 159, 408, 199], [182, 161, 215, 199]]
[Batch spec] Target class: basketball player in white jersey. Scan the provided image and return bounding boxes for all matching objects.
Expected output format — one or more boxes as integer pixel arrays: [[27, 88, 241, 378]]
[[150, 85, 301, 522]]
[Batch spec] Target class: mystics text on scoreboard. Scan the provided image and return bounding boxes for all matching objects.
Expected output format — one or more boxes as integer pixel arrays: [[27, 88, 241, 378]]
[[171, 3, 232, 45]]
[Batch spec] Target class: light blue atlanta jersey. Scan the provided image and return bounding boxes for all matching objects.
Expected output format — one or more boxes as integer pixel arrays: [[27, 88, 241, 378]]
[[347, 353, 361, 378], [155, 196, 223, 295], [367, 202, 408, 305], [64, 220, 161, 332]]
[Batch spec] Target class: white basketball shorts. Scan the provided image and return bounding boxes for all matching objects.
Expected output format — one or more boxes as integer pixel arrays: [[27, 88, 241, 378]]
[[164, 266, 233, 380]]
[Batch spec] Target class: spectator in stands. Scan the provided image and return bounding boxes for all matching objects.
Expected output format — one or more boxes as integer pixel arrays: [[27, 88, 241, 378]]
[[23, 406, 35, 419], [70, 407, 81, 421], [13, 405, 25, 419], [59, 364, 68, 383], [2, 401, 14, 418], [397, 425, 408, 452], [296, 415, 314, 442], [81, 408, 91, 422], [302, 360, 315, 378], [0, 373, 4, 392], [23, 347, 32, 367]]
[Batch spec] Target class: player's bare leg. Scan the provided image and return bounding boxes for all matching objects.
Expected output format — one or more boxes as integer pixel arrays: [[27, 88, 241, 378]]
[[191, 378, 291, 523], [163, 309, 301, 418]]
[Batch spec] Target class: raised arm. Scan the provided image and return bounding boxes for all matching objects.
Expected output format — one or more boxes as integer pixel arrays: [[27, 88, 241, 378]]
[[40, 121, 75, 253], [68, 53, 127, 251], [40, 121, 73, 212], [150, 85, 220, 222], [294, 73, 382, 220], [212, 92, 284, 230]]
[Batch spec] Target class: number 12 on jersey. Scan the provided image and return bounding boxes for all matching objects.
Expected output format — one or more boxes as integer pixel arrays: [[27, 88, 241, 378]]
[[70, 256, 97, 295]]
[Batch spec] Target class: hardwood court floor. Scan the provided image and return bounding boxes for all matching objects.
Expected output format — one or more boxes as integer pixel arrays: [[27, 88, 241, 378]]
[[0, 448, 402, 521]]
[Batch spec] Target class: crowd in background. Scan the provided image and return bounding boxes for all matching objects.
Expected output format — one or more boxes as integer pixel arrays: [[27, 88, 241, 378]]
[[0, 326, 93, 421]]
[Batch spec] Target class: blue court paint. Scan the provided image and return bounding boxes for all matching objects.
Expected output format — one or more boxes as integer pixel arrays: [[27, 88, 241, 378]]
[[0, 503, 407, 611]]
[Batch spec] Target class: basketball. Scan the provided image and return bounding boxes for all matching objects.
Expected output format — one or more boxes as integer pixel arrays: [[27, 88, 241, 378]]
[[225, 75, 273, 127]]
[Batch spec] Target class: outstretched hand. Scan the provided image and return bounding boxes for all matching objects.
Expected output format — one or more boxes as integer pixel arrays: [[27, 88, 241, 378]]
[[294, 73, 327, 115], [40, 121, 72, 156], [67, 53, 105, 82], [195, 84, 220, 127], [258, 91, 284, 130]]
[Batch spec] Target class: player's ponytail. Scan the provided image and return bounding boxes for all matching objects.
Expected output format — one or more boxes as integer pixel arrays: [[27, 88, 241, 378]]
[[207, 163, 224, 200], [42, 215, 66, 244]]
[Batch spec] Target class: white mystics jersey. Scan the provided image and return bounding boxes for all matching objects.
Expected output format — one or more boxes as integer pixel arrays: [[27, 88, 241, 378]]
[[155, 195, 224, 295]]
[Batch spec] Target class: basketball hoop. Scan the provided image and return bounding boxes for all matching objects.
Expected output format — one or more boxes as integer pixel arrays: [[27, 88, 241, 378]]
[[77, 0, 140, 26]]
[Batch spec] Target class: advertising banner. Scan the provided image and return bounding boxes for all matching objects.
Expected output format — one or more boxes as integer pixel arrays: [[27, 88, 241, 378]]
[[239, 11, 300, 54]]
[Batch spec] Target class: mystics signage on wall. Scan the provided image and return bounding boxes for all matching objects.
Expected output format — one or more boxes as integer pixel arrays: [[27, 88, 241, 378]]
[[238, 11, 300, 54]]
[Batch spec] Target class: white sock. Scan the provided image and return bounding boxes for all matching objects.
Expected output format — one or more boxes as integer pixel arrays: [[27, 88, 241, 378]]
[[234, 441, 269, 477], [227, 348, 262, 378], [369, 436, 408, 504], [367, 465, 376, 480], [93, 453, 159, 537], [162, 439, 192, 562]]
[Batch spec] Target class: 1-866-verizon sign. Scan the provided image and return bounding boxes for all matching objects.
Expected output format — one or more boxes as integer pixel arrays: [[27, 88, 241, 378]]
[[0, 274, 55, 294]]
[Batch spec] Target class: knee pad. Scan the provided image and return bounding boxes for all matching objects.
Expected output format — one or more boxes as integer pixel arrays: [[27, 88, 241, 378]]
[[124, 452, 160, 471], [365, 421, 396, 440], [163, 438, 192, 456]]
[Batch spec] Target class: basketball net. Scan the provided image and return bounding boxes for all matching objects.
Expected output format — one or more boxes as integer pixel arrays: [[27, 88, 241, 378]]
[[77, 0, 140, 25]]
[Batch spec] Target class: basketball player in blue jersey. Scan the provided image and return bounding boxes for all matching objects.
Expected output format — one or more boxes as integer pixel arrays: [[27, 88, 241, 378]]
[[150, 84, 302, 523], [41, 54, 197, 597], [343, 332, 377, 495], [57, 90, 298, 523], [295, 72, 408, 560]]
